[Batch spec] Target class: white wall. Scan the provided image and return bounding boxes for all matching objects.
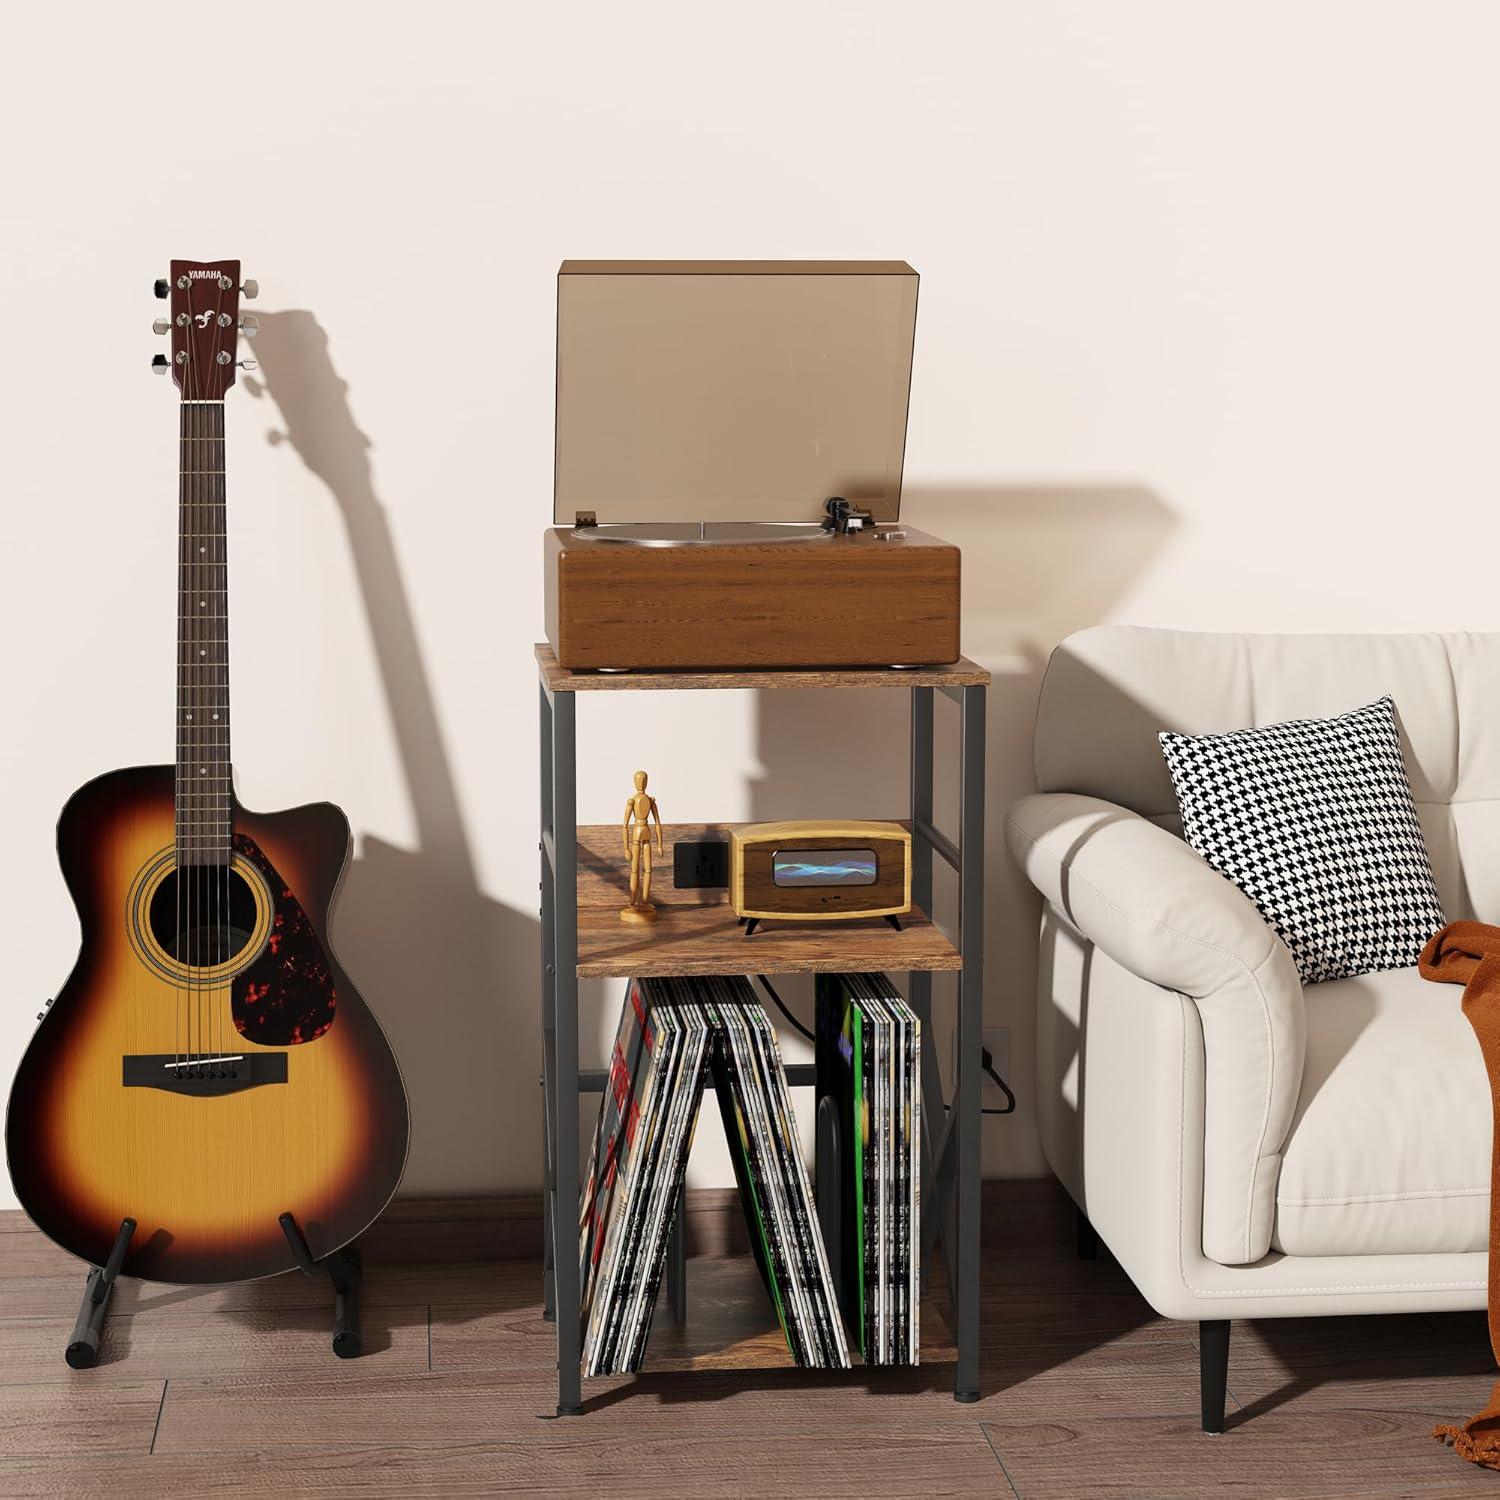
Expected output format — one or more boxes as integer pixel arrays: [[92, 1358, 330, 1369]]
[[5, 1, 1499, 1209]]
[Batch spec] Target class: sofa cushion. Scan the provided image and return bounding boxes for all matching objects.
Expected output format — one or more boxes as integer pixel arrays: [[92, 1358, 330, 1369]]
[[1273, 965, 1491, 1256], [1031, 627, 1475, 922], [1159, 696, 1447, 984]]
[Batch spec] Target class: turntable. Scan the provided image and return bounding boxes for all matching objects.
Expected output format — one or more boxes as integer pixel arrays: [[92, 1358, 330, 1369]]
[[545, 260, 961, 672]]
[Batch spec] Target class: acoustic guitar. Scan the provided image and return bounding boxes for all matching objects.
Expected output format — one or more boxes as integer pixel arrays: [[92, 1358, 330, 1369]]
[[5, 261, 409, 1284]]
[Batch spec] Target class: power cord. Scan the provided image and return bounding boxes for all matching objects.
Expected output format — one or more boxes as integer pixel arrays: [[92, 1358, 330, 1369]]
[[754, 974, 815, 1042], [980, 1047, 1017, 1115], [753, 974, 1017, 1115]]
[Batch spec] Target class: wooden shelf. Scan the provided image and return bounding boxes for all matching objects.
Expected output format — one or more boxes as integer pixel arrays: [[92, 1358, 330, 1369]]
[[536, 643, 990, 694], [574, 823, 961, 979]]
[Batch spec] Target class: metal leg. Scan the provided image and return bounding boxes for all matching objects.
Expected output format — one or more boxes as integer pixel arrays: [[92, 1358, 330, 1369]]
[[548, 687, 583, 1416], [909, 687, 934, 922], [541, 1079, 556, 1322], [953, 682, 985, 1403], [908, 688, 944, 1268], [539, 683, 558, 1327], [1200, 1320, 1231, 1434]]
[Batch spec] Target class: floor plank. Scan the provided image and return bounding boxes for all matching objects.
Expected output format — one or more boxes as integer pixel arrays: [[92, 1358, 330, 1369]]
[[0, 1432, 1010, 1498], [1219, 1314, 1500, 1424], [0, 1304, 429, 1385], [6, 1257, 544, 1321], [0, 1378, 165, 1457], [154, 1364, 998, 1449], [982, 1408, 1499, 1498]]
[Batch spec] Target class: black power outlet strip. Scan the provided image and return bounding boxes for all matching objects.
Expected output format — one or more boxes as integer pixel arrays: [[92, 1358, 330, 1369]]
[[674, 840, 729, 889]]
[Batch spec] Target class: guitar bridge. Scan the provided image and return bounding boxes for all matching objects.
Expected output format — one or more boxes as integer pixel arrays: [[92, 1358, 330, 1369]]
[[122, 1052, 287, 1096]]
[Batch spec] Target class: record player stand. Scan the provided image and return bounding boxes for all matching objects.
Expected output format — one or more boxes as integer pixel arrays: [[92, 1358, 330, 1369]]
[[537, 648, 988, 1414]]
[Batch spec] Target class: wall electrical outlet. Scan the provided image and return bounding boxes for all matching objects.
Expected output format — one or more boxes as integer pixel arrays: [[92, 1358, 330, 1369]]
[[952, 1026, 1011, 1111]]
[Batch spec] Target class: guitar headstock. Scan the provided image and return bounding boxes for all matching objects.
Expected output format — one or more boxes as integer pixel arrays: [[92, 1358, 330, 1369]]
[[151, 259, 258, 399]]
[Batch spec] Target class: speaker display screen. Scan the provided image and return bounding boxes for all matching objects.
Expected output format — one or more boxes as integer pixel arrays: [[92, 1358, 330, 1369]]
[[771, 848, 878, 888]]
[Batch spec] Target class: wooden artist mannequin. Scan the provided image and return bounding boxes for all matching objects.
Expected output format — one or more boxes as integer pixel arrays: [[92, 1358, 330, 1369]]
[[621, 770, 664, 924]]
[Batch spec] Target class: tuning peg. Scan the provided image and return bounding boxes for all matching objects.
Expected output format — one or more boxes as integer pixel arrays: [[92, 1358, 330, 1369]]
[[152, 317, 170, 335], [151, 354, 169, 375], [154, 279, 170, 299], [240, 279, 258, 300], [238, 314, 259, 338], [238, 359, 258, 372]]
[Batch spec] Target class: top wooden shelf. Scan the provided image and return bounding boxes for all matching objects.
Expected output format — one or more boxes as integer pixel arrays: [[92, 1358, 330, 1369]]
[[535, 644, 990, 693]]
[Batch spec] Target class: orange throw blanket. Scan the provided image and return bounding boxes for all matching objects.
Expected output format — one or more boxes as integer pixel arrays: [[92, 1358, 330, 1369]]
[[1419, 921, 1500, 1469]]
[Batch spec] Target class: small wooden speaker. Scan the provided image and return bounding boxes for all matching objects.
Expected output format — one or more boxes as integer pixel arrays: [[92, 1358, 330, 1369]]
[[730, 821, 912, 932]]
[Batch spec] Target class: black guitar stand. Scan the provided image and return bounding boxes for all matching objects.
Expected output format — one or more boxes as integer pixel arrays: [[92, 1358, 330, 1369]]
[[279, 1212, 363, 1358], [65, 1216, 136, 1369], [62, 1213, 363, 1368]]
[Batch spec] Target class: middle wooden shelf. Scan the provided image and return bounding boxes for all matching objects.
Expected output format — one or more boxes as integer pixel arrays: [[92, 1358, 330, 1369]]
[[572, 822, 963, 979]]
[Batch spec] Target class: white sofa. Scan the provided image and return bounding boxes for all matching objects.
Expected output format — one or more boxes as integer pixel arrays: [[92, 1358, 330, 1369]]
[[1006, 627, 1492, 1431]]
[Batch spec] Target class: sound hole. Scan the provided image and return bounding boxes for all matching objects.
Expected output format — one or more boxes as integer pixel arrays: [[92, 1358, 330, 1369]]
[[147, 865, 261, 969]]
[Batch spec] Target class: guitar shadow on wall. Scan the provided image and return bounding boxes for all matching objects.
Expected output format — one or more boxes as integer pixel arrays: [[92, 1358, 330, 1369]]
[[240, 312, 539, 1252]]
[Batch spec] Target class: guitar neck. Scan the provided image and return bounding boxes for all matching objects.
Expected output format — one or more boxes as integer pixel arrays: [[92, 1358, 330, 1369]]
[[176, 400, 231, 867]]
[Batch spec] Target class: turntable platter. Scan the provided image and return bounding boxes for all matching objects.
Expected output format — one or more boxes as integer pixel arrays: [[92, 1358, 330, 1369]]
[[573, 521, 833, 547]]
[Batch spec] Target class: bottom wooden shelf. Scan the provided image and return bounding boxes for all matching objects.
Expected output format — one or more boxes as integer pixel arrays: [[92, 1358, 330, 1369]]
[[633, 1254, 957, 1375]]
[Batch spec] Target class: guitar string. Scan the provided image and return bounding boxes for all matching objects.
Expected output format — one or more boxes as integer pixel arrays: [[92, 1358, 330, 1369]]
[[211, 275, 229, 1074], [174, 297, 185, 1077], [202, 386, 213, 1071], [183, 286, 198, 1072], [194, 283, 214, 1073], [218, 276, 231, 1072], [185, 285, 198, 1073], [196, 313, 206, 1071], [224, 286, 234, 1072], [190, 283, 208, 1072], [212, 387, 221, 1070], [185, 380, 194, 1070], [182, 282, 195, 1074], [213, 278, 228, 1074], [208, 289, 219, 1068], [204, 278, 225, 1073], [193, 308, 204, 1072]]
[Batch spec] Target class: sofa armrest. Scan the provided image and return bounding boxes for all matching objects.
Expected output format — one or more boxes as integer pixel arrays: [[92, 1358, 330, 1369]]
[[1007, 791, 1306, 1266]]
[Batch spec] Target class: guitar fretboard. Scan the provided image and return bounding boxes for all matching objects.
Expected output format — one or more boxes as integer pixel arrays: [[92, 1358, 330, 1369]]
[[177, 401, 231, 866]]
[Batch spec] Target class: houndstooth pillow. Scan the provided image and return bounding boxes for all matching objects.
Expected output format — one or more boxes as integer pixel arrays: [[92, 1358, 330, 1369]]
[[1158, 696, 1445, 985]]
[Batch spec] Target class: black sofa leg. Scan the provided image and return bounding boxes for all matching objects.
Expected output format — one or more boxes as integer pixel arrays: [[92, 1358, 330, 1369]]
[[1075, 1209, 1100, 1261], [1199, 1319, 1230, 1434]]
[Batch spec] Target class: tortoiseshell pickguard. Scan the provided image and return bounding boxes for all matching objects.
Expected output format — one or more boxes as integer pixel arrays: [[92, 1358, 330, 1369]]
[[232, 832, 337, 1046]]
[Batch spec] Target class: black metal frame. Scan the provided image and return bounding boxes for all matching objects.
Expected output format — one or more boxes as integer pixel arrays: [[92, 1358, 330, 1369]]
[[539, 670, 986, 1414]]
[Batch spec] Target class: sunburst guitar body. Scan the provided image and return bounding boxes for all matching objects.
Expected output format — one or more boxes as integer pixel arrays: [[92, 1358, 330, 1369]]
[[7, 767, 408, 1282], [5, 260, 408, 1285]]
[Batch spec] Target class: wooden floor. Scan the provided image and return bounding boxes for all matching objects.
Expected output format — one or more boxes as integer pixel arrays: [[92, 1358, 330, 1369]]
[[2, 1182, 1497, 1497]]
